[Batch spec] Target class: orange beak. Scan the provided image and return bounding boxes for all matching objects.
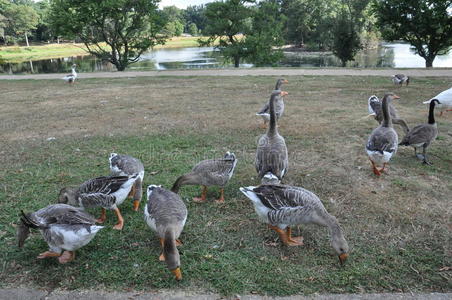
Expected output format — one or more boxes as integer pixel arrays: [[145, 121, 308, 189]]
[[339, 253, 348, 265], [283, 79, 289, 84], [171, 267, 182, 281], [281, 91, 289, 96], [393, 94, 400, 99]]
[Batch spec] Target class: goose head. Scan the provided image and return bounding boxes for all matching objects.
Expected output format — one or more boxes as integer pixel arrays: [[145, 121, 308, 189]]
[[147, 184, 162, 198], [166, 250, 182, 281], [57, 187, 79, 206], [275, 78, 289, 89], [223, 151, 236, 160], [331, 232, 349, 265], [383, 92, 400, 102]]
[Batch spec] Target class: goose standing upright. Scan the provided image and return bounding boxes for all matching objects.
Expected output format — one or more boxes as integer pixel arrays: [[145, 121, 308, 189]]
[[62, 64, 77, 84], [239, 184, 349, 265], [144, 185, 187, 281], [399, 99, 440, 165], [255, 90, 289, 183], [366, 93, 399, 176], [423, 87, 452, 116], [109, 153, 145, 211], [367, 94, 410, 134], [17, 204, 103, 263], [58, 174, 139, 230], [256, 79, 289, 128], [392, 74, 409, 86]]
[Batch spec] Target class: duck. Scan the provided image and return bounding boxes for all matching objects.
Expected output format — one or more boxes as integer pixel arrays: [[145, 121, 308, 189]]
[[17, 204, 103, 263], [392, 74, 409, 86], [366, 93, 399, 176], [109, 153, 145, 211], [367, 94, 410, 134], [58, 174, 139, 230], [256, 78, 289, 128], [144, 185, 187, 281], [171, 152, 237, 203], [423, 87, 452, 116], [239, 184, 349, 265], [62, 64, 77, 84], [399, 99, 440, 165], [255, 90, 289, 182]]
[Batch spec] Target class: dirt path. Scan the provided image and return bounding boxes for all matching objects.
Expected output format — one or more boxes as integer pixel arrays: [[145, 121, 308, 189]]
[[1, 68, 452, 80]]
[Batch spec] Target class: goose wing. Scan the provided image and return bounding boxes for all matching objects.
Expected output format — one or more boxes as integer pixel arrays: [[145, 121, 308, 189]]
[[28, 204, 96, 227], [252, 185, 316, 209], [257, 102, 270, 114], [79, 176, 131, 194], [400, 124, 436, 145], [367, 127, 398, 153]]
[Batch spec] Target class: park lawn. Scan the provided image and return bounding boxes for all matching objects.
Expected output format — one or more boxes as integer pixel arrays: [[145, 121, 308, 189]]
[[0, 36, 214, 62], [0, 75, 450, 296]]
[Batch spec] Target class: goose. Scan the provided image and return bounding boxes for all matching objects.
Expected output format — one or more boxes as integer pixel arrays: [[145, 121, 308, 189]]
[[58, 174, 139, 230], [255, 90, 289, 182], [423, 87, 452, 116], [144, 185, 187, 281], [62, 64, 77, 84], [399, 99, 440, 165], [239, 184, 349, 265], [17, 204, 103, 263], [171, 152, 237, 203], [366, 93, 399, 176], [367, 95, 409, 134], [392, 74, 409, 86], [109, 153, 145, 211], [256, 79, 289, 128]]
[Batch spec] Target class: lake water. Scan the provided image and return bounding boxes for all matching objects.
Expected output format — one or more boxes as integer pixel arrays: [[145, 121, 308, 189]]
[[1, 43, 452, 74]]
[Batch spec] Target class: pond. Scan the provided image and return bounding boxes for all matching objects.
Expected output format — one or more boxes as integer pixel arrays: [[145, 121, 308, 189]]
[[1, 43, 452, 74]]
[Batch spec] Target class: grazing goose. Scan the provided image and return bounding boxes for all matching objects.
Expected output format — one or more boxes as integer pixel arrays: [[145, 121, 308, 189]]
[[366, 93, 399, 176], [58, 174, 139, 230], [399, 99, 440, 165], [144, 185, 187, 281], [255, 90, 289, 182], [423, 87, 452, 116], [17, 204, 103, 263], [256, 78, 289, 128], [109, 153, 145, 211], [171, 152, 237, 203], [367, 95, 410, 134], [62, 64, 77, 84], [392, 74, 409, 86], [239, 184, 349, 264]]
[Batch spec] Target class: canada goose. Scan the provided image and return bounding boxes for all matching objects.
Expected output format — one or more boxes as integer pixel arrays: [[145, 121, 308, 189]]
[[367, 95, 409, 134], [423, 87, 452, 116], [366, 93, 399, 176], [256, 79, 289, 128], [109, 153, 145, 211], [399, 99, 440, 165], [62, 64, 77, 84], [255, 90, 289, 182], [239, 184, 349, 265], [171, 152, 237, 203], [58, 174, 139, 230], [17, 204, 103, 263], [144, 185, 187, 281], [392, 74, 409, 86]]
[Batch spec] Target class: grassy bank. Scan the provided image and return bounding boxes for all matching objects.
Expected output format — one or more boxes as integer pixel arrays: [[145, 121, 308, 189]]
[[0, 36, 209, 62], [0, 76, 450, 295]]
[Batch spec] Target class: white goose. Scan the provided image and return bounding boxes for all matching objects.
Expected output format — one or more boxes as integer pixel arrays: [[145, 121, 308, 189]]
[[423, 87, 452, 116], [62, 64, 77, 84]]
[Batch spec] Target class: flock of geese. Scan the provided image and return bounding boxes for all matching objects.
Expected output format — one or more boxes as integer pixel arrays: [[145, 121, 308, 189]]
[[17, 75, 451, 282]]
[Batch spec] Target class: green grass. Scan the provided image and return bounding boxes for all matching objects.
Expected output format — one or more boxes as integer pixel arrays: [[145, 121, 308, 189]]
[[0, 76, 451, 295]]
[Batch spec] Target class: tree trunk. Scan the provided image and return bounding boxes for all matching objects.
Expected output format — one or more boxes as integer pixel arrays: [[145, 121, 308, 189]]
[[25, 32, 29, 47], [425, 55, 435, 68], [234, 56, 240, 68], [115, 62, 126, 71]]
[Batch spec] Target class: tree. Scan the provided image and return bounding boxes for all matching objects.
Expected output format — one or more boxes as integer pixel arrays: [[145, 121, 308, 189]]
[[187, 23, 198, 36], [373, 0, 452, 67], [184, 5, 207, 34], [49, 0, 166, 71], [161, 5, 184, 37], [2, 2, 38, 46]]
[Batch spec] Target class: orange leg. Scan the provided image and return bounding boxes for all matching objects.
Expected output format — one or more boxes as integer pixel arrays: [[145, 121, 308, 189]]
[[58, 251, 75, 264], [176, 239, 183, 246], [96, 208, 106, 224], [215, 188, 225, 203], [193, 185, 208, 203], [286, 227, 304, 246], [128, 185, 135, 198], [159, 238, 165, 261], [369, 158, 381, 176], [37, 251, 61, 259], [378, 163, 387, 173], [268, 225, 303, 246], [133, 200, 140, 211], [112, 207, 124, 230]]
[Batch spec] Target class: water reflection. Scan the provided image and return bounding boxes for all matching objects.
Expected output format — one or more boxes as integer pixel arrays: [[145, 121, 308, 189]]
[[1, 43, 451, 74]]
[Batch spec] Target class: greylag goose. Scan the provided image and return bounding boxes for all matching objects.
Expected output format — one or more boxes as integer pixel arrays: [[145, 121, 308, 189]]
[[17, 204, 103, 263], [171, 152, 237, 203], [392, 74, 409, 86], [256, 78, 289, 128], [255, 90, 289, 183], [144, 185, 187, 281], [58, 174, 139, 230], [367, 95, 409, 134], [62, 64, 77, 84], [366, 93, 399, 176], [239, 184, 349, 265], [399, 99, 440, 165], [109, 153, 145, 211], [423, 87, 452, 116]]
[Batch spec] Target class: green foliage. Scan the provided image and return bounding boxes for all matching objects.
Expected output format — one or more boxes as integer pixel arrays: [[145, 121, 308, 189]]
[[48, 0, 166, 71], [331, 10, 362, 67], [184, 5, 207, 34], [187, 23, 198, 36], [0, 1, 38, 45], [373, 0, 452, 67]]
